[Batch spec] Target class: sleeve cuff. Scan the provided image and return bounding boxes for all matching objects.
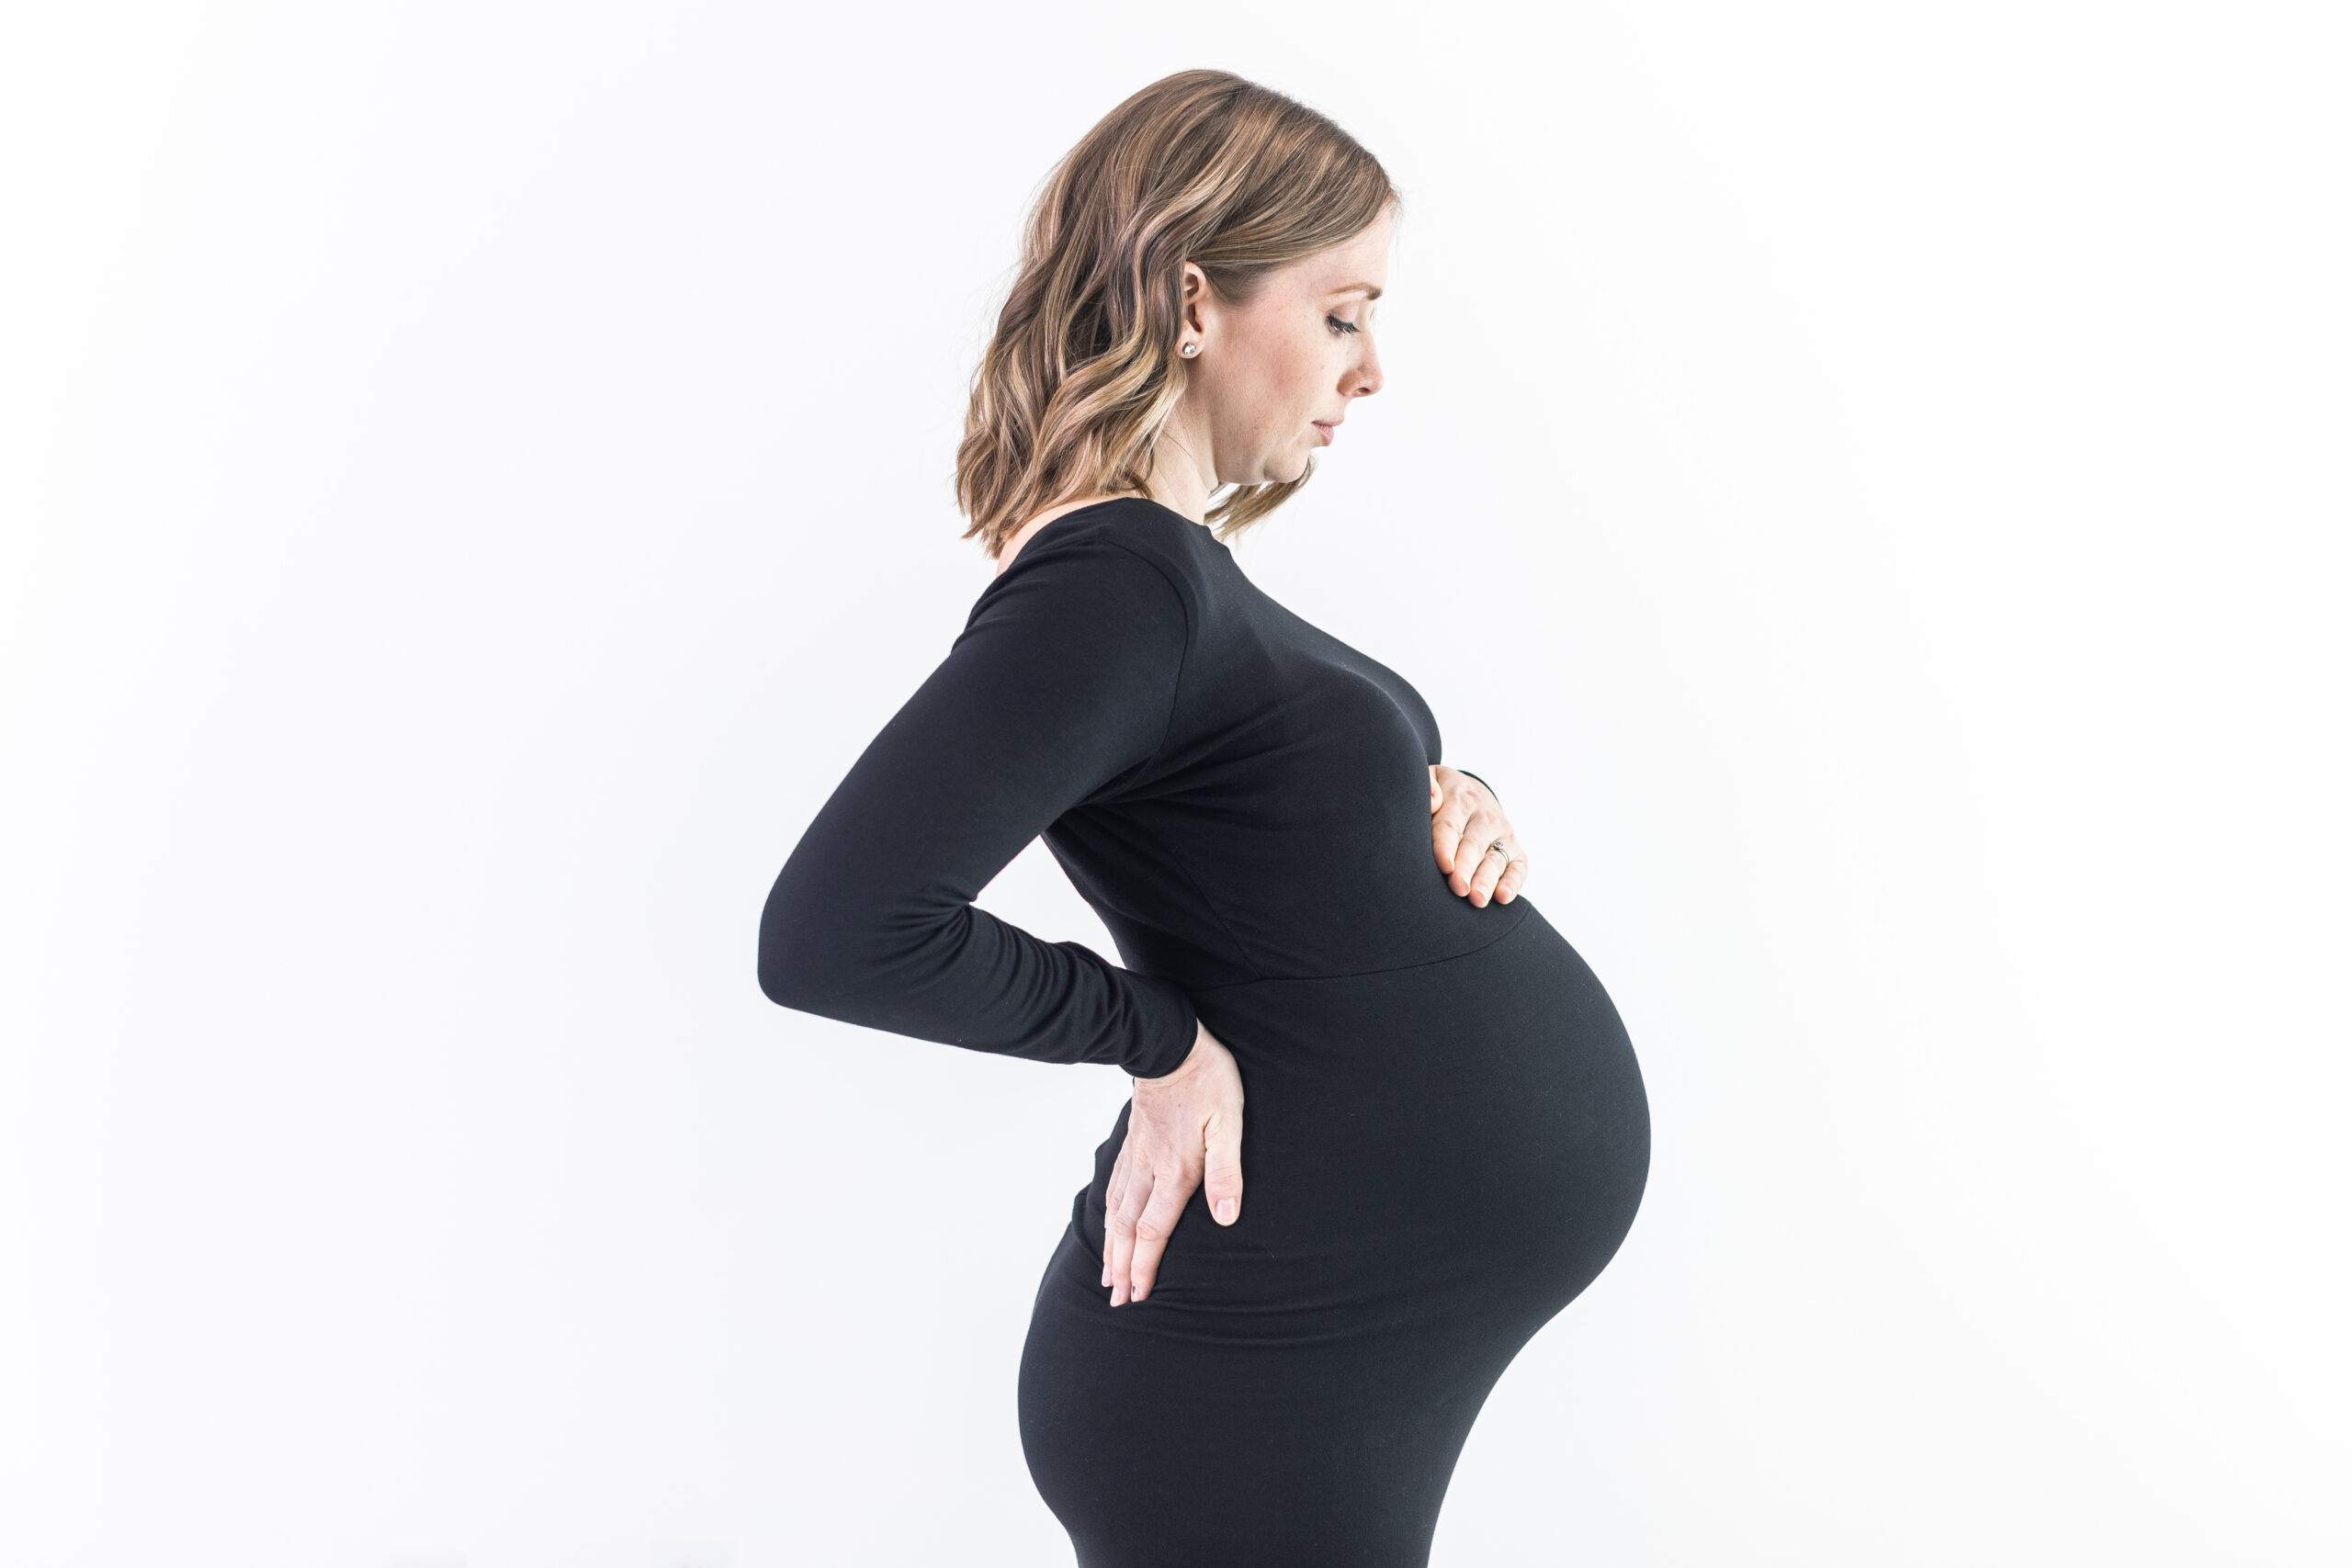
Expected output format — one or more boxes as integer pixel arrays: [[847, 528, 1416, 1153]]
[[1122, 974, 1202, 1078], [1454, 767, 1500, 804]]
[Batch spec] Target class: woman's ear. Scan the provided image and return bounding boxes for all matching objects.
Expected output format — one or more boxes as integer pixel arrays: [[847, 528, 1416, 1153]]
[[1180, 262, 1209, 341]]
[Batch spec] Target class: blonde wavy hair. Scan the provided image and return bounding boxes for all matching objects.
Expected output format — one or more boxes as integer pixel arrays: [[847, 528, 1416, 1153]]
[[956, 69, 1398, 558]]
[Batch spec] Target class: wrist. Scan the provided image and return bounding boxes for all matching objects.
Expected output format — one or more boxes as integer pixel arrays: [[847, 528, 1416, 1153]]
[[1132, 1023, 1215, 1086]]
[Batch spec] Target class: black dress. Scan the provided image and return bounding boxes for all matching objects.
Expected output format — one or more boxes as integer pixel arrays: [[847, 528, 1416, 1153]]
[[760, 497, 1649, 1566]]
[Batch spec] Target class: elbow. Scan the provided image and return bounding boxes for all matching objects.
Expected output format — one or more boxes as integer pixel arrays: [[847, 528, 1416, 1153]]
[[756, 941, 806, 1010], [758, 889, 834, 1012], [757, 871, 910, 1017], [758, 944, 836, 1014], [758, 860, 952, 1021]]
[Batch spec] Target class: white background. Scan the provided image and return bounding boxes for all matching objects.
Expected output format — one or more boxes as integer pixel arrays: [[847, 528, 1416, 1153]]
[[4, 3, 2346, 1564]]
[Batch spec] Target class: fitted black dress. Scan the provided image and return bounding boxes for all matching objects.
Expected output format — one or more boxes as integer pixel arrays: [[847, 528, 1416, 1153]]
[[759, 497, 1649, 1566]]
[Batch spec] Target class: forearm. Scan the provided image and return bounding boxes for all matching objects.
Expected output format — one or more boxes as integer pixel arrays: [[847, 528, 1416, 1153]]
[[759, 869, 1198, 1075]]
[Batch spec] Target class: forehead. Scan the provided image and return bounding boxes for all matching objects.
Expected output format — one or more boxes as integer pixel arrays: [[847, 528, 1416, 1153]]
[[1289, 216, 1393, 299]]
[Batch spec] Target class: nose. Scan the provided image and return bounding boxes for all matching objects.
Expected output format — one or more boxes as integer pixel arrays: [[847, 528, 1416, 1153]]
[[1349, 335, 1385, 399]]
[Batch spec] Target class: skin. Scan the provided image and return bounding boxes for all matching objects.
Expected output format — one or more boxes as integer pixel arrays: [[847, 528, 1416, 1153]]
[[995, 210, 1532, 1306]]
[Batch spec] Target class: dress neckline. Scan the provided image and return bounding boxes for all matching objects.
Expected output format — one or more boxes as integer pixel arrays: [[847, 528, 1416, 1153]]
[[1000, 494, 1223, 572]]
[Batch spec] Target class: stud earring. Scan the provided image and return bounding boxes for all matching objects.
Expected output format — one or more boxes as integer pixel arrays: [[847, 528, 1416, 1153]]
[[1181, 341, 1200, 356]]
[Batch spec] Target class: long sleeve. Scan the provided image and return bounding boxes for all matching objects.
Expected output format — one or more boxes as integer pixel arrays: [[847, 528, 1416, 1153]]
[[757, 536, 1199, 1078]]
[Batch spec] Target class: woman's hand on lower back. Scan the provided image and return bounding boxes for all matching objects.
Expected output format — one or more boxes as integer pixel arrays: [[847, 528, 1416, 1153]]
[[1429, 764, 1530, 907], [1103, 1024, 1245, 1306]]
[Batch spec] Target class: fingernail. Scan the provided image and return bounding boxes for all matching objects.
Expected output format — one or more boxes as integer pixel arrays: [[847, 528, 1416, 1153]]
[[1215, 1198, 1237, 1224]]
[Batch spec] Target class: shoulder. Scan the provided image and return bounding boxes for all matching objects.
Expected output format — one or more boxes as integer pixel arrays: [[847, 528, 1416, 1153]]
[[975, 498, 1209, 632], [958, 510, 1195, 675]]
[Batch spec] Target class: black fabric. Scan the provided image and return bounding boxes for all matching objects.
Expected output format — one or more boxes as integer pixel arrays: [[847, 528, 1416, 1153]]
[[760, 517, 1199, 1077], [760, 497, 1649, 1566]]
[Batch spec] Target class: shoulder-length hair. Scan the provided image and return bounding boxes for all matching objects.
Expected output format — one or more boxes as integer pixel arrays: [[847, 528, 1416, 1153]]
[[956, 69, 1398, 558]]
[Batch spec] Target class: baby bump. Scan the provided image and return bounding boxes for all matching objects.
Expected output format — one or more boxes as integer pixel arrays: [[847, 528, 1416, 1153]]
[[1082, 905, 1651, 1331]]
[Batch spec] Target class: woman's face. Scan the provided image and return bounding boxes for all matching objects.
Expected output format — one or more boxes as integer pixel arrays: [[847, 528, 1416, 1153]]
[[1181, 210, 1391, 486]]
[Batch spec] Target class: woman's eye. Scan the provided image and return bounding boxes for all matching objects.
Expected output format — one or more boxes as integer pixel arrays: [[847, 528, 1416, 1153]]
[[1326, 313, 1360, 336]]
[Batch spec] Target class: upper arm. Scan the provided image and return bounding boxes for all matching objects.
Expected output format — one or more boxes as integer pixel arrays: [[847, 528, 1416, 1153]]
[[757, 540, 1190, 1023]]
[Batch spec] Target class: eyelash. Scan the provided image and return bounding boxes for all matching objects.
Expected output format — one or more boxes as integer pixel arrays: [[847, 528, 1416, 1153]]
[[1327, 314, 1360, 336]]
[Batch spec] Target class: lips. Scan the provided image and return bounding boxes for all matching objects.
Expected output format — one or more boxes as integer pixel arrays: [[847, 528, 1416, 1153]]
[[1312, 420, 1340, 446]]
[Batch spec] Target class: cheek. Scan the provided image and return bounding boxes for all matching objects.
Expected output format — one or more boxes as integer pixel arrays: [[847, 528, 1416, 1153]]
[[1209, 312, 1335, 457], [1238, 340, 1329, 438]]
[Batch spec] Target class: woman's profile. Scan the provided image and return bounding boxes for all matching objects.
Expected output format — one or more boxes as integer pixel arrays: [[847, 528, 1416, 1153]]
[[759, 67, 1650, 1565]]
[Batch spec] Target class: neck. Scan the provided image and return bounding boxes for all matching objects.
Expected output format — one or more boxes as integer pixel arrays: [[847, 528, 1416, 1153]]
[[1143, 404, 1216, 525], [990, 408, 1220, 578]]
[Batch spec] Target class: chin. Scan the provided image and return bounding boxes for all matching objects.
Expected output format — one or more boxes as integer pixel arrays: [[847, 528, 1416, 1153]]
[[1229, 452, 1315, 488]]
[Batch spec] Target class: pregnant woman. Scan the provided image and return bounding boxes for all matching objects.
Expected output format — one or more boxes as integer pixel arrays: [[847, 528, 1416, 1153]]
[[759, 69, 1649, 1566]]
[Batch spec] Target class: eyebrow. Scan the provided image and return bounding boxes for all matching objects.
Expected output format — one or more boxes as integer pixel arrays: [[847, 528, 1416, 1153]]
[[1329, 281, 1384, 300]]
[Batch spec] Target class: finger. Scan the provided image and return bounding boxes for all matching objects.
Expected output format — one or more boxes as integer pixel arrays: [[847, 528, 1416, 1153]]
[[1429, 768, 1442, 812], [1469, 840, 1510, 905], [1107, 1164, 1155, 1307], [1104, 1134, 1139, 1286], [1430, 795, 1472, 875], [1101, 1145, 1127, 1288], [1110, 1175, 1148, 1316], [1125, 1163, 1199, 1303], [1495, 850, 1531, 904], [1446, 807, 1505, 893], [1203, 1107, 1244, 1227]]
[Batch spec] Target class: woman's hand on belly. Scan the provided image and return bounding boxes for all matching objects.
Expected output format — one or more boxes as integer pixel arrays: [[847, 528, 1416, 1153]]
[[1429, 764, 1529, 907], [1104, 1023, 1246, 1307]]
